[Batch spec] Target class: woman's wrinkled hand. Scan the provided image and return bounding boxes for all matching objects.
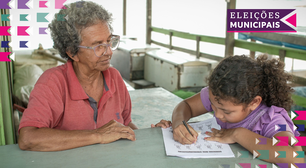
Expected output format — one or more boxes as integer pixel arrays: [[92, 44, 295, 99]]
[[151, 119, 172, 128], [96, 120, 136, 144]]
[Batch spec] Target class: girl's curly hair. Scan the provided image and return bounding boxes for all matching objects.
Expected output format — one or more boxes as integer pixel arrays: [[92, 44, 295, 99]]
[[208, 54, 294, 111]]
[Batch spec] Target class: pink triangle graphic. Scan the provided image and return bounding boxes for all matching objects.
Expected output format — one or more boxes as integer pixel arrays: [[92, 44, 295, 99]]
[[258, 165, 267, 168], [239, 163, 251, 168], [286, 13, 296, 27]]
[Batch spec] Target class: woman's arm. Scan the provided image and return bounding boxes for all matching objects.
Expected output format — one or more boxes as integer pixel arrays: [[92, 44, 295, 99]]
[[206, 128, 304, 164], [19, 120, 136, 151]]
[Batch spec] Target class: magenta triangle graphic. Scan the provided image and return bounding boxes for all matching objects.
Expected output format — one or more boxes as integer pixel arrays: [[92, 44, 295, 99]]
[[286, 13, 296, 27], [239, 163, 251, 168]]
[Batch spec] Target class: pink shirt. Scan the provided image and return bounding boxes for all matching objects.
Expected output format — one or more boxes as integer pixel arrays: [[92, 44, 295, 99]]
[[19, 61, 132, 131], [200, 87, 300, 138]]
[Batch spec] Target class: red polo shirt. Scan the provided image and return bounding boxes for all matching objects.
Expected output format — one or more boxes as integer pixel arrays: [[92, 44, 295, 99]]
[[19, 61, 132, 131]]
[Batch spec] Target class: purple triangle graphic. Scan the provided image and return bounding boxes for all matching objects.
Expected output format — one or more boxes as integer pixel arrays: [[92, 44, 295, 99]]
[[276, 163, 288, 168], [286, 13, 296, 27], [0, 0, 11, 9], [39, 28, 48, 34]]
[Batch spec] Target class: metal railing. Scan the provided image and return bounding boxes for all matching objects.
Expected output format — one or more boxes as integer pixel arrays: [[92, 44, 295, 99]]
[[150, 26, 306, 62]]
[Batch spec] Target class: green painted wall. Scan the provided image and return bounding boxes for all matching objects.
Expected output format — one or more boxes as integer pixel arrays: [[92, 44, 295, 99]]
[[0, 62, 14, 145], [0, 95, 6, 145], [0, 9, 15, 145]]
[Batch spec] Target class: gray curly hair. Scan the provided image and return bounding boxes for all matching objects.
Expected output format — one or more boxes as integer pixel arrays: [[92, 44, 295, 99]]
[[49, 1, 113, 60]]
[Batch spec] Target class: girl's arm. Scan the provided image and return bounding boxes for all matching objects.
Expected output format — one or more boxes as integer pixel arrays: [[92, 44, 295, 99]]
[[152, 93, 209, 128], [171, 93, 210, 144], [152, 93, 210, 144], [206, 128, 304, 164], [172, 93, 210, 128]]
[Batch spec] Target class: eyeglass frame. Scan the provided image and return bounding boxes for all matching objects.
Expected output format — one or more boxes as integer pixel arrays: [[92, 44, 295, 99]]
[[78, 35, 120, 57]]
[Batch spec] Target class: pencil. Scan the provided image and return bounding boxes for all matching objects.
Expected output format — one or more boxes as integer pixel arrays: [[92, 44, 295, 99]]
[[182, 120, 193, 136]]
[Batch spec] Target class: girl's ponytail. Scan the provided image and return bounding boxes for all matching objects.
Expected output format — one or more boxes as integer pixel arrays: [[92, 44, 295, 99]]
[[257, 55, 294, 111]]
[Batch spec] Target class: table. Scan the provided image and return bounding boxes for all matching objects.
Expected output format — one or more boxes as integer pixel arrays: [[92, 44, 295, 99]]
[[129, 87, 212, 129], [0, 127, 271, 168]]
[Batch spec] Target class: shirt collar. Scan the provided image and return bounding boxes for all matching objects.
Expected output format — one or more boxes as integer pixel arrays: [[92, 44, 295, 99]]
[[66, 60, 115, 100], [101, 67, 116, 95], [67, 60, 88, 100]]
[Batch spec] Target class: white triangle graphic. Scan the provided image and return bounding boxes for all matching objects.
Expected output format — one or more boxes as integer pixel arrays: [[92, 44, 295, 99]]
[[26, 0, 34, 9], [291, 137, 297, 146], [45, 13, 52, 23], [291, 111, 297, 120], [275, 151, 279, 158], [253, 150, 258, 159], [255, 165, 260, 168], [24, 41, 31, 48], [28, 41, 32, 48], [26, 27, 33, 36], [275, 125, 280, 131], [9, 15, 13, 21], [293, 151, 297, 158], [272, 137, 278, 146], [294, 125, 297, 131], [65, 15, 69, 21], [9, 0, 15, 9], [10, 53, 15, 61], [26, 14, 31, 22], [280, 10, 297, 30], [256, 138, 260, 144], [291, 163, 297, 168], [272, 164, 278, 168], [235, 164, 240, 168], [45, 1, 51, 8], [10, 27, 15, 36], [8, 41, 12, 48], [237, 151, 241, 157]]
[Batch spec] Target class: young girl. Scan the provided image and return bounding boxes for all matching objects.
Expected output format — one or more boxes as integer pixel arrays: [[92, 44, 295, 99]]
[[152, 55, 304, 164]]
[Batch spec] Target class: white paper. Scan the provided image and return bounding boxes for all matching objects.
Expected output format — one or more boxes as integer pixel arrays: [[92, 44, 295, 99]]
[[162, 117, 235, 158]]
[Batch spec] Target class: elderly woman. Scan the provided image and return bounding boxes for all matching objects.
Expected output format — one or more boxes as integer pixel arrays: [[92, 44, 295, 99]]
[[18, 1, 137, 151]]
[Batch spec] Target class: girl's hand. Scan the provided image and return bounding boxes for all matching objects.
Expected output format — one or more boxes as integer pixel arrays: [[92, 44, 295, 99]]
[[205, 128, 237, 144], [151, 119, 172, 128], [173, 124, 198, 144]]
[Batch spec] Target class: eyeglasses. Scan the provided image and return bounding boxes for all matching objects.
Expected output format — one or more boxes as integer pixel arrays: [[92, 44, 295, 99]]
[[78, 35, 120, 57]]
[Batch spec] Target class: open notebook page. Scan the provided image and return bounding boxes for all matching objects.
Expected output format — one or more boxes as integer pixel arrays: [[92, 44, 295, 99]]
[[162, 117, 235, 158]]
